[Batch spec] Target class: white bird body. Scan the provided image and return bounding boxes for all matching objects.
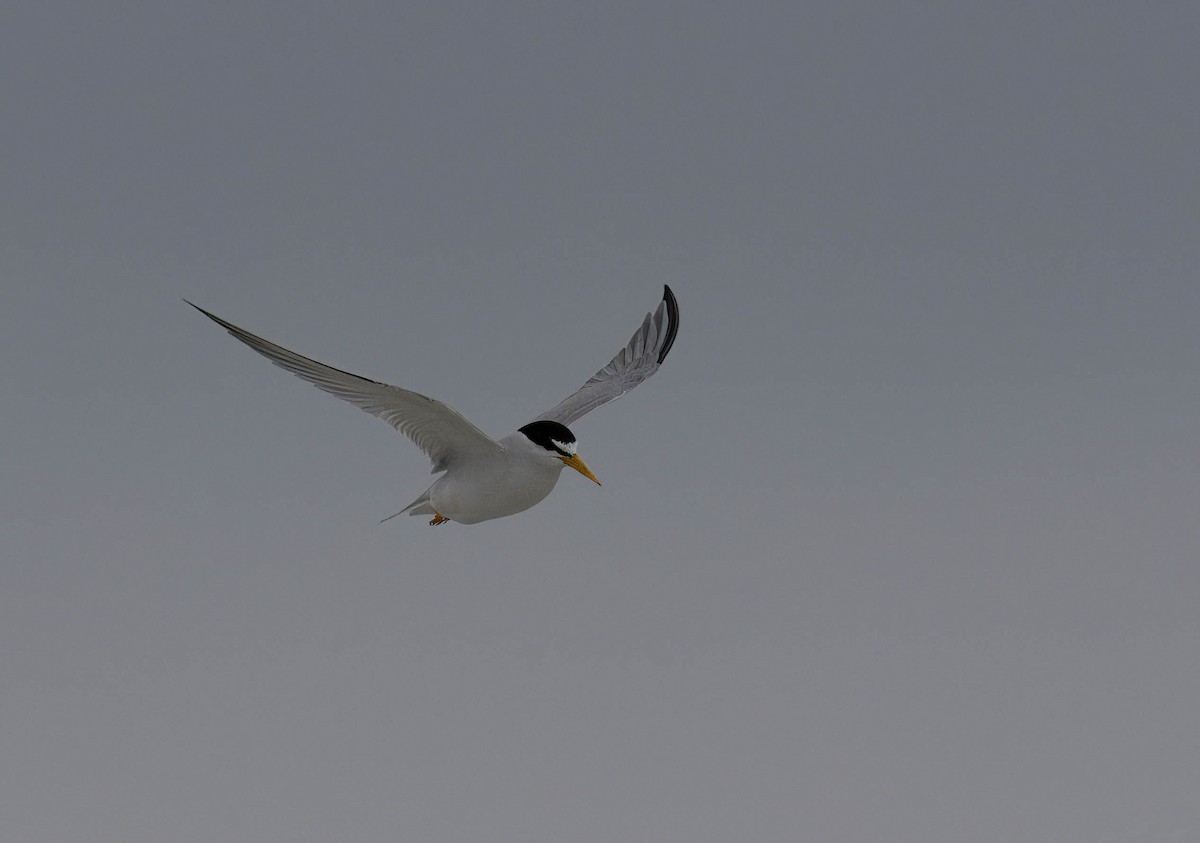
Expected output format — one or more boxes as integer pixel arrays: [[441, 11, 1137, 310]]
[[188, 286, 679, 526], [406, 432, 568, 524]]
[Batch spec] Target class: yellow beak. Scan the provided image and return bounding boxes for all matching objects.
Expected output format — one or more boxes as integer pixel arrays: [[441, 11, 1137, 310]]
[[560, 453, 601, 485]]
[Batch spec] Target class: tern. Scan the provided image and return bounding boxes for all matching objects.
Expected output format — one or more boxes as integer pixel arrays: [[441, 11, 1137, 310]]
[[188, 286, 679, 525]]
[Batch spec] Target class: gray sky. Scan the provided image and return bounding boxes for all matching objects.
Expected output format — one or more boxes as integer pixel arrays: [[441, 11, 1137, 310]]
[[4, 3, 1199, 841]]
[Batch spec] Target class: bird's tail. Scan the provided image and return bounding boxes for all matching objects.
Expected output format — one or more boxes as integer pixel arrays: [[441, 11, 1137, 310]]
[[379, 487, 436, 524]]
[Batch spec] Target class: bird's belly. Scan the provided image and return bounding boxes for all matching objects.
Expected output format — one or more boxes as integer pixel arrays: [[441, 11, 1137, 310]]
[[430, 459, 562, 525]]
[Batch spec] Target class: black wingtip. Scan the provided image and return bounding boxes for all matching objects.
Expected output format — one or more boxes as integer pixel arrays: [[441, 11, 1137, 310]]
[[657, 285, 680, 365], [184, 298, 220, 324], [185, 300, 248, 338]]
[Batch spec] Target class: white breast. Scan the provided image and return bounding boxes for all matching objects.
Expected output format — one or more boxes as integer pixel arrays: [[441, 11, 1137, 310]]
[[428, 438, 566, 525]]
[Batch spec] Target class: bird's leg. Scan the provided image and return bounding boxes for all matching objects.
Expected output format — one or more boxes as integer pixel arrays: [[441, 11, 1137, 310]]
[[429, 513, 450, 526]]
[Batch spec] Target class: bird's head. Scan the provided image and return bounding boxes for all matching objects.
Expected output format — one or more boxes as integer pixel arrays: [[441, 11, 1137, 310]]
[[518, 420, 601, 485]]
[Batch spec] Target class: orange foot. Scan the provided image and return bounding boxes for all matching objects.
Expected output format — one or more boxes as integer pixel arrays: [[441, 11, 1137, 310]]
[[429, 513, 450, 526]]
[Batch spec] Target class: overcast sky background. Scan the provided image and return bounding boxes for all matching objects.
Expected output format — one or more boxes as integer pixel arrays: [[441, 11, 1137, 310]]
[[3, 3, 1199, 841]]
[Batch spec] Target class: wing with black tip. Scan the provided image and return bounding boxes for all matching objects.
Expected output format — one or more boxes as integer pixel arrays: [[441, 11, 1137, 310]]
[[188, 301, 501, 472], [531, 285, 679, 427]]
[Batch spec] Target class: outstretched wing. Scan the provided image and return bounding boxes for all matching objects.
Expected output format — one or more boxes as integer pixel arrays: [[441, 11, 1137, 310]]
[[188, 301, 501, 472], [531, 285, 679, 427]]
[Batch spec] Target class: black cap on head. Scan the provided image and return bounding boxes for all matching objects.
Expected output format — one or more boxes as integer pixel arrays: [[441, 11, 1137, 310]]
[[519, 420, 577, 456]]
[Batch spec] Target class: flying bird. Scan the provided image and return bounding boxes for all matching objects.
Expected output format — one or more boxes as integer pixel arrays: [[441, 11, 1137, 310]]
[[187, 286, 679, 525]]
